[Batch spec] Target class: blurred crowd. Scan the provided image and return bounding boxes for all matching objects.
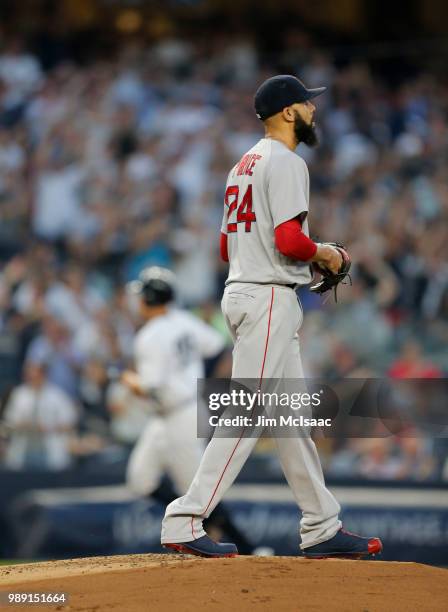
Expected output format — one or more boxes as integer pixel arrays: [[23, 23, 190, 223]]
[[0, 34, 446, 480]]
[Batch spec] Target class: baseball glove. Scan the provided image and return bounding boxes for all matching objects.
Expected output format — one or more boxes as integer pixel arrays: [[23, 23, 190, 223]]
[[309, 242, 352, 302]]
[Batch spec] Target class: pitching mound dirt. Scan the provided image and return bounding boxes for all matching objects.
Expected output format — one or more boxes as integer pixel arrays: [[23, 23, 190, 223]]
[[1, 554, 446, 612]]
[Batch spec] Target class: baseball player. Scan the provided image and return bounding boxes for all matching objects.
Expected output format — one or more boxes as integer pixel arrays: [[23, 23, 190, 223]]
[[161, 75, 383, 558], [121, 266, 253, 553]]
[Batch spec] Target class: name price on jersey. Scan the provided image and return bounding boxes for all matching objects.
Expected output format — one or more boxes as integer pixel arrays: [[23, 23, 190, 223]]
[[0, 592, 68, 605]]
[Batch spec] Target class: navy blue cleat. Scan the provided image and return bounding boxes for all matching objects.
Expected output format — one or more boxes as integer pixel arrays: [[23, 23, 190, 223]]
[[164, 535, 238, 558], [302, 528, 383, 559]]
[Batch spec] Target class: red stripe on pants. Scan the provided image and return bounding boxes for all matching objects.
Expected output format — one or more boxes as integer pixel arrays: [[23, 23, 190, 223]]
[[191, 287, 275, 538]]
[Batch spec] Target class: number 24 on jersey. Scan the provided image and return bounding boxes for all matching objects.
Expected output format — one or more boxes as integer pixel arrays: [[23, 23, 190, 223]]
[[225, 184, 256, 233]]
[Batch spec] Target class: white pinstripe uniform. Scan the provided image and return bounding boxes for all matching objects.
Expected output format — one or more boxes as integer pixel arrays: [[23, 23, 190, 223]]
[[161, 138, 341, 549], [127, 307, 225, 498]]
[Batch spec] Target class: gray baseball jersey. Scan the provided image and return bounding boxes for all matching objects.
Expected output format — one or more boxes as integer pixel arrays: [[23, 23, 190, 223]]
[[221, 138, 312, 286]]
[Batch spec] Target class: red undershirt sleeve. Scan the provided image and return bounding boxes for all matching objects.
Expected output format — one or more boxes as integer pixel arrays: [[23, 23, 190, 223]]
[[220, 220, 316, 263], [220, 232, 229, 262], [274, 218, 317, 261]]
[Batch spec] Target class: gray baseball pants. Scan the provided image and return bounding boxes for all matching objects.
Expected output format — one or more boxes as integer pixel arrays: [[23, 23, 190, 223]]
[[161, 282, 341, 549]]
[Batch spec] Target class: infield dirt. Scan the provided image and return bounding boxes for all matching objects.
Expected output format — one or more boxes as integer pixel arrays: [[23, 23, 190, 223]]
[[1, 554, 446, 612]]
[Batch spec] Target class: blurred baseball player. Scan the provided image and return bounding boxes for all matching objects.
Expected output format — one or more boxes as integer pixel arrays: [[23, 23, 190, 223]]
[[121, 266, 253, 553], [161, 75, 383, 558]]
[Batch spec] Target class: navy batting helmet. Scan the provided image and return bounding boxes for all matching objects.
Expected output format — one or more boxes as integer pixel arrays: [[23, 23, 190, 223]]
[[127, 266, 176, 306]]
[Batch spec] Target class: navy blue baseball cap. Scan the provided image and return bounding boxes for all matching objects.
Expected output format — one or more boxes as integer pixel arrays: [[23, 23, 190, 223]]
[[254, 75, 326, 121]]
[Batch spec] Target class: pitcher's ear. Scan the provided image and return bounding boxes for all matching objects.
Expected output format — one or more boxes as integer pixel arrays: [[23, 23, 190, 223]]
[[282, 106, 296, 123]]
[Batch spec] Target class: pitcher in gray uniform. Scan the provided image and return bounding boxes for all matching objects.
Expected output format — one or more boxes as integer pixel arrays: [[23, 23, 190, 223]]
[[161, 75, 382, 559]]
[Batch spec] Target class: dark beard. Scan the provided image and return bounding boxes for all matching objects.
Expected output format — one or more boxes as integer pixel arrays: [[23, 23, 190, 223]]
[[294, 112, 318, 147]]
